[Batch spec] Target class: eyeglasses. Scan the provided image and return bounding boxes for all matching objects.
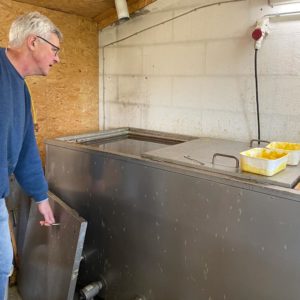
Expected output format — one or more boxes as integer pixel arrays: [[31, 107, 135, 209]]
[[36, 36, 60, 56]]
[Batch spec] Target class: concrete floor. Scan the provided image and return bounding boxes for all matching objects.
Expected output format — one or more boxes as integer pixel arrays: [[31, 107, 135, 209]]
[[8, 286, 22, 300]]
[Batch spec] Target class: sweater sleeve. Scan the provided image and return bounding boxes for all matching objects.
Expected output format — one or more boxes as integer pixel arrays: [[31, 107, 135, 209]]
[[14, 117, 48, 202], [13, 88, 48, 203]]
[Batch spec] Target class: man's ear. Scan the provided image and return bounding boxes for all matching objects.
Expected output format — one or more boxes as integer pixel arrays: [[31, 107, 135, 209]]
[[27, 35, 37, 51]]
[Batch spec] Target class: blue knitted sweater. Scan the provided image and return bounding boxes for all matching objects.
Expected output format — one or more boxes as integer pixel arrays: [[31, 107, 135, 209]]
[[0, 48, 48, 202]]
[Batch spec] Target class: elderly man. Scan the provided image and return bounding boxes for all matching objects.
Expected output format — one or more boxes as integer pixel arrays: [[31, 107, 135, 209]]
[[0, 11, 63, 299]]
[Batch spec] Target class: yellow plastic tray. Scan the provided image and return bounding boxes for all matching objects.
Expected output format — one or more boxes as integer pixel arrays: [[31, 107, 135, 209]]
[[240, 148, 288, 176], [266, 142, 300, 166]]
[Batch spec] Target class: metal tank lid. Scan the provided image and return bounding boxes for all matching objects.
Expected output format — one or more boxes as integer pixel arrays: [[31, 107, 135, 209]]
[[142, 137, 300, 189]]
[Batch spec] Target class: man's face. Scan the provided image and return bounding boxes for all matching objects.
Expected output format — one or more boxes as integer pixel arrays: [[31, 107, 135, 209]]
[[33, 33, 60, 76]]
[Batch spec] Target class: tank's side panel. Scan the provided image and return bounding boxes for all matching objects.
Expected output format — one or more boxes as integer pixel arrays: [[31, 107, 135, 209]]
[[46, 145, 300, 300]]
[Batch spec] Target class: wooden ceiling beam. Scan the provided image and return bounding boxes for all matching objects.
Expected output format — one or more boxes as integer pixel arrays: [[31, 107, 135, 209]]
[[10, 0, 156, 30]]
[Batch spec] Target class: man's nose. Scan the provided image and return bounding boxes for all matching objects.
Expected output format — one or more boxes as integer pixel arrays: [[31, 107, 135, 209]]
[[54, 55, 60, 63]]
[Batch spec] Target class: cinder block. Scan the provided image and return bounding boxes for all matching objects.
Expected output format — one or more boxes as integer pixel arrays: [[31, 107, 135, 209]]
[[117, 76, 147, 104], [104, 47, 143, 75], [140, 106, 204, 136], [201, 110, 255, 141], [258, 76, 300, 116], [172, 76, 253, 112], [173, 1, 249, 41], [117, 11, 173, 46], [206, 39, 253, 75], [260, 113, 290, 141], [145, 76, 172, 106], [258, 36, 300, 75], [143, 43, 205, 75], [111, 76, 172, 106], [108, 102, 142, 128]]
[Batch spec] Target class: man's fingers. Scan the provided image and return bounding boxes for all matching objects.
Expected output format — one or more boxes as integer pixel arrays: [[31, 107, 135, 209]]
[[39, 220, 51, 226], [38, 200, 56, 225]]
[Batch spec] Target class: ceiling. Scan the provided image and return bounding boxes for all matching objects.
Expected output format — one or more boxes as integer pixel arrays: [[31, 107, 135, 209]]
[[12, 0, 156, 28]]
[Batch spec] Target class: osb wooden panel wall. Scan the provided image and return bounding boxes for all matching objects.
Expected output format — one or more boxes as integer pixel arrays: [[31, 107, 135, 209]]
[[0, 0, 99, 163]]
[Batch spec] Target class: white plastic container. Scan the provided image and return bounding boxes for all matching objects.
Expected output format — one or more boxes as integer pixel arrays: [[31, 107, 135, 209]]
[[240, 148, 289, 176], [266, 142, 300, 166]]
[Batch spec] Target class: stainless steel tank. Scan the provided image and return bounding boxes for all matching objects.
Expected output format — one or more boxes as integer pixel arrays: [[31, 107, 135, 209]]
[[44, 127, 300, 300]]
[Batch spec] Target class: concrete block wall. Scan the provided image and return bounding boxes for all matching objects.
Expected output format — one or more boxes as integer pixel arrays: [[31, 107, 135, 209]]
[[99, 0, 300, 142]]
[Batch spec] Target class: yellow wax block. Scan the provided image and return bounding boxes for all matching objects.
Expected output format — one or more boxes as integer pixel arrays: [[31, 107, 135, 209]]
[[240, 148, 289, 176], [266, 142, 300, 166]]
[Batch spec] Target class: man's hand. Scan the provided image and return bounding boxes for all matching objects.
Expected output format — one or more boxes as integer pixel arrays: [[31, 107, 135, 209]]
[[37, 200, 55, 226]]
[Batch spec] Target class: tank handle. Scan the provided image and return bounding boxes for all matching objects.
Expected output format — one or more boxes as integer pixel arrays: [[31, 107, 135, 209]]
[[249, 139, 270, 147], [212, 153, 239, 168]]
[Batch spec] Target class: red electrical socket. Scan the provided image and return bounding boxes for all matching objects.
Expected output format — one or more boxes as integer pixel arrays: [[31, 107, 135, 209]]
[[252, 28, 263, 41]]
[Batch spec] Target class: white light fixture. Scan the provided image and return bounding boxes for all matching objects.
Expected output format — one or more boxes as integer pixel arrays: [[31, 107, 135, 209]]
[[114, 0, 130, 21], [269, 0, 300, 6]]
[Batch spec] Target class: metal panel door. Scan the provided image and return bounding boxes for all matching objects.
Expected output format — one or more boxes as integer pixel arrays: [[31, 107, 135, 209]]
[[18, 192, 87, 300]]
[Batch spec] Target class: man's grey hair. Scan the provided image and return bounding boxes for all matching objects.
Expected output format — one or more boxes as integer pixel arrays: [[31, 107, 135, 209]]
[[9, 11, 63, 48]]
